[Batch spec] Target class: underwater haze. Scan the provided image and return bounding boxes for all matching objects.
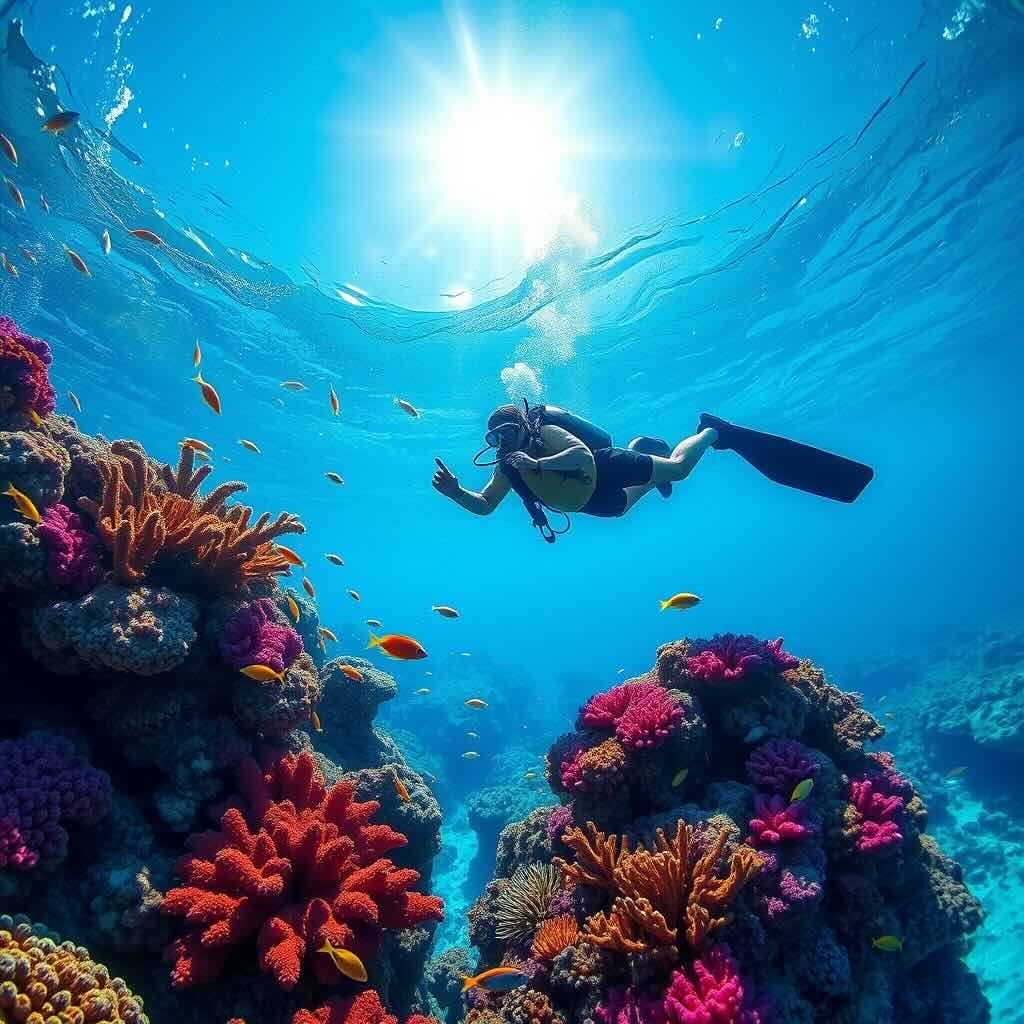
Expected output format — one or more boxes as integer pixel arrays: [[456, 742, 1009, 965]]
[[2, 0, 1023, 1021]]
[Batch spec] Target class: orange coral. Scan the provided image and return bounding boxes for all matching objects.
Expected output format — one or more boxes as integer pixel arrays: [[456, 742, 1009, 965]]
[[531, 914, 580, 960], [79, 442, 303, 590], [553, 822, 631, 890], [560, 820, 761, 955]]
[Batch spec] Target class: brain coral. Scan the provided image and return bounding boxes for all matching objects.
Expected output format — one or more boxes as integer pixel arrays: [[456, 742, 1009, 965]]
[[0, 428, 70, 509]]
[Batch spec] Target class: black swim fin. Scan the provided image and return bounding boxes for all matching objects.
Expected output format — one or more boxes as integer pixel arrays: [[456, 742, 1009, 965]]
[[628, 436, 672, 498], [698, 413, 874, 503]]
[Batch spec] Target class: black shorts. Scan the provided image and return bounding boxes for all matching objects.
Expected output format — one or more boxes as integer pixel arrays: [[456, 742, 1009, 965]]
[[581, 447, 654, 517]]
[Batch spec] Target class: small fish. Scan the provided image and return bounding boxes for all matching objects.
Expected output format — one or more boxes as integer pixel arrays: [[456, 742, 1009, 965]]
[[790, 778, 815, 803], [0, 132, 17, 166], [28, 410, 44, 428], [465, 698, 488, 709], [366, 618, 383, 628], [524, 771, 536, 780], [2, 252, 17, 278], [424, 670, 433, 676], [6, 178, 25, 210], [349, 590, 362, 602], [325, 553, 345, 566], [63, 245, 91, 276], [460, 652, 472, 657], [4, 482, 41, 522], [878, 695, 888, 704], [319, 626, 337, 643], [945, 766, 968, 779], [101, 229, 111, 255], [467, 731, 478, 738], [281, 380, 307, 391], [180, 437, 213, 454], [884, 712, 896, 721], [392, 772, 411, 802], [461, 967, 528, 993], [129, 228, 163, 245], [872, 936, 903, 953], [462, 751, 480, 760], [395, 397, 420, 418], [275, 544, 305, 567], [325, 471, 345, 485], [415, 687, 431, 695], [340, 665, 364, 683], [38, 192, 49, 214], [310, 709, 323, 733], [238, 438, 261, 454], [617, 667, 626, 674], [744, 725, 768, 744], [193, 340, 202, 367], [368, 632, 427, 660], [41, 110, 80, 134], [302, 577, 316, 600], [286, 595, 300, 623], [317, 940, 367, 982], [239, 664, 286, 683], [18, 247, 38, 264], [329, 385, 340, 416], [432, 605, 460, 618], [68, 391, 82, 413], [672, 767, 689, 787], [191, 371, 221, 414], [659, 592, 701, 612]]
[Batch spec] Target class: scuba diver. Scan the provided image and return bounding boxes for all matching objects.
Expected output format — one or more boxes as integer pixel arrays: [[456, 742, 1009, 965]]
[[432, 403, 873, 543]]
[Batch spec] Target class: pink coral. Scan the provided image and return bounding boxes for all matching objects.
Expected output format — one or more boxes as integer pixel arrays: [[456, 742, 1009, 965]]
[[578, 681, 683, 749], [559, 738, 627, 794], [846, 777, 904, 853], [37, 502, 103, 594], [664, 945, 773, 1024], [745, 740, 819, 795], [685, 635, 798, 685], [598, 987, 667, 1024], [219, 597, 302, 673], [746, 794, 818, 848], [0, 315, 56, 419]]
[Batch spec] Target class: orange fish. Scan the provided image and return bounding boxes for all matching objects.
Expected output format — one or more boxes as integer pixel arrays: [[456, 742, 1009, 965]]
[[310, 709, 323, 733], [461, 966, 530, 993], [64, 245, 90, 276], [180, 437, 212, 454], [129, 228, 163, 245], [368, 632, 427, 660], [340, 665, 364, 683], [302, 577, 316, 600], [238, 438, 261, 454], [276, 544, 304, 567], [191, 371, 221, 414], [239, 664, 286, 683], [6, 178, 25, 210], [464, 698, 488, 709], [394, 397, 420, 418], [329, 385, 340, 416], [432, 605, 460, 618], [0, 132, 17, 166], [286, 595, 300, 623], [319, 626, 337, 643], [392, 772, 411, 802], [41, 111, 79, 134], [193, 340, 202, 367]]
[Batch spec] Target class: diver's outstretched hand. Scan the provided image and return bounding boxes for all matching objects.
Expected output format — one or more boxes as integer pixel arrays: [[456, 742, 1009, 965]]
[[432, 457, 460, 497]]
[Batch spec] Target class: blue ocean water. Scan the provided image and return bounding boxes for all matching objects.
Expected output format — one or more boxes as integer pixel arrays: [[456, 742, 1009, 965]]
[[2, 0, 1023, 1016]]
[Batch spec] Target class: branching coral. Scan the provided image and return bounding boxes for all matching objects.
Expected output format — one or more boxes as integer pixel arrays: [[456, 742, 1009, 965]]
[[578, 682, 684, 749], [554, 822, 632, 890], [746, 795, 818, 848], [531, 914, 580, 960], [684, 635, 798, 685], [495, 863, 563, 942], [219, 596, 303, 672], [78, 441, 304, 590], [161, 751, 443, 990], [0, 315, 56, 420], [664, 944, 773, 1024], [0, 914, 148, 1022], [38, 501, 103, 593]]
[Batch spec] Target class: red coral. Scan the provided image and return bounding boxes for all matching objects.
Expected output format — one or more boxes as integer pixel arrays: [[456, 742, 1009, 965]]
[[746, 794, 818, 848], [578, 682, 683, 749], [291, 991, 439, 1024], [161, 752, 444, 990], [685, 635, 798, 685]]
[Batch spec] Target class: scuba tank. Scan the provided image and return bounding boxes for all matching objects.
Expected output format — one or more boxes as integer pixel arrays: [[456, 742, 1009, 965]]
[[526, 403, 613, 453]]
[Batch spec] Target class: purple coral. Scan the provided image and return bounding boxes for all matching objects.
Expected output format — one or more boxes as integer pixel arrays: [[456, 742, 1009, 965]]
[[37, 503, 103, 594], [747, 794, 818, 848], [578, 681, 683, 749], [547, 803, 574, 844], [0, 732, 111, 871], [846, 777, 904, 853], [0, 315, 56, 419], [745, 739, 819, 795], [664, 945, 773, 1024], [754, 848, 825, 922], [219, 597, 302, 673], [598, 987, 667, 1024], [685, 634, 798, 685]]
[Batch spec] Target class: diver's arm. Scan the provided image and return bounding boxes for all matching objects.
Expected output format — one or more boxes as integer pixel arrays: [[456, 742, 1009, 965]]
[[433, 458, 510, 515], [533, 427, 592, 473]]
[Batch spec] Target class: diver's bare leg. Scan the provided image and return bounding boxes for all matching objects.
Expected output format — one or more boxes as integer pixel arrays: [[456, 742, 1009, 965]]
[[649, 428, 719, 484]]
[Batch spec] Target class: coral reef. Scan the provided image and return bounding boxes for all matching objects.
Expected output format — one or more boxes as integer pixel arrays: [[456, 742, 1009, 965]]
[[37, 502, 104, 594], [0, 316, 56, 423], [219, 595, 303, 672]]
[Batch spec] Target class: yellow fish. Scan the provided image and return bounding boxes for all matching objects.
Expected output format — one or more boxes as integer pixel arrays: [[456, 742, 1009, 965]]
[[238, 439, 261, 454], [672, 767, 689, 787], [4, 482, 41, 523], [340, 665, 364, 683], [275, 544, 304, 567], [68, 391, 82, 412], [310, 709, 323, 733], [2, 252, 18, 278], [329, 385, 340, 416], [64, 245, 91, 276], [302, 577, 316, 600], [0, 131, 17, 166], [872, 936, 903, 952], [790, 778, 815, 803], [316, 940, 367, 982], [432, 605, 460, 618], [462, 751, 480, 760], [460, 966, 530, 993], [659, 592, 701, 612], [6, 178, 25, 210], [325, 471, 345, 485], [101, 229, 111, 255], [286, 595, 300, 623], [465, 698, 488, 709], [281, 380, 307, 392], [28, 410, 45, 429], [415, 688, 431, 695], [395, 397, 420, 418], [180, 437, 213, 454], [191, 371, 222, 414], [348, 590, 362, 602], [319, 626, 337, 643], [325, 553, 345, 566], [193, 340, 202, 367], [239, 664, 285, 683]]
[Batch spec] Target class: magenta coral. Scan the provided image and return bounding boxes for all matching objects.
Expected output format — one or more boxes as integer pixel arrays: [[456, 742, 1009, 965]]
[[578, 681, 683, 749], [37, 502, 103, 594], [747, 794, 818, 848], [846, 777, 904, 853], [598, 987, 667, 1024], [685, 634, 798, 685], [664, 945, 773, 1024], [559, 738, 626, 794], [0, 315, 56, 418], [0, 732, 111, 870], [547, 803, 574, 844], [745, 739, 819, 795], [219, 596, 303, 673]]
